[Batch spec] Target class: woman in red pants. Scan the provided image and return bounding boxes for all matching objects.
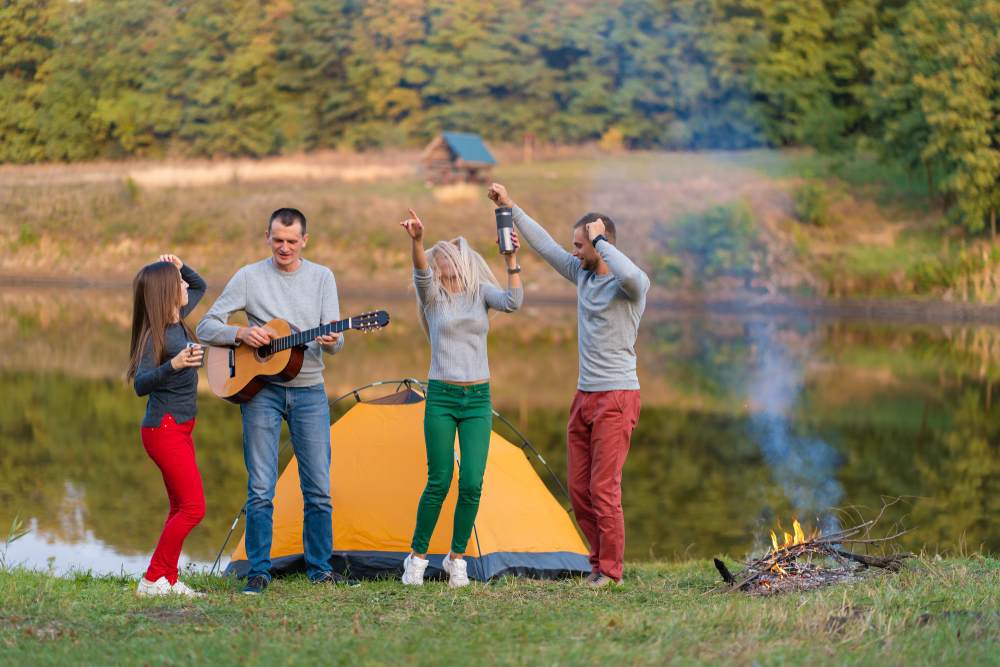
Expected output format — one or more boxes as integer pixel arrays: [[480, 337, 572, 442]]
[[126, 254, 207, 597]]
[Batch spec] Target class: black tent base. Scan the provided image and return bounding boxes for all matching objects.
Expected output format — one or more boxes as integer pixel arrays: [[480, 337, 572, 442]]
[[224, 550, 591, 582]]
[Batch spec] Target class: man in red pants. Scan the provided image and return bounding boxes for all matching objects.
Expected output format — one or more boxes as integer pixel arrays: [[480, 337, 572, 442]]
[[489, 184, 648, 586]]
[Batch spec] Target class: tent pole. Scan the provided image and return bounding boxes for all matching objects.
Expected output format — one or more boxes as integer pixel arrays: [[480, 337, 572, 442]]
[[491, 410, 573, 510], [470, 523, 486, 583], [210, 504, 245, 576], [210, 437, 293, 576]]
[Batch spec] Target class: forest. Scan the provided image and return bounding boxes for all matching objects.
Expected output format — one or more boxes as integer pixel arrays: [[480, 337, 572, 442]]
[[2, 0, 998, 232]]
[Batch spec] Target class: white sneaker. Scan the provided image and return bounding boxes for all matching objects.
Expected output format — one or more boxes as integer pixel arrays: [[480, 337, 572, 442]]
[[442, 553, 470, 588], [401, 554, 429, 586], [136, 576, 172, 597], [170, 580, 205, 597]]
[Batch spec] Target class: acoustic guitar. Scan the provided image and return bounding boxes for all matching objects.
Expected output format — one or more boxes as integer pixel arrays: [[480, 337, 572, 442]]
[[205, 310, 389, 403]]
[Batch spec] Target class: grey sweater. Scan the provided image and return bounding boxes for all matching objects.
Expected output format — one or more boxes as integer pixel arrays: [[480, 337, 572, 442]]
[[415, 267, 523, 382], [196, 258, 344, 388], [134, 264, 207, 427], [512, 206, 649, 391]]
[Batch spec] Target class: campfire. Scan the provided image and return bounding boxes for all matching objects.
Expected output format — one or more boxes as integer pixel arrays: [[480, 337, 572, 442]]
[[713, 510, 912, 596]]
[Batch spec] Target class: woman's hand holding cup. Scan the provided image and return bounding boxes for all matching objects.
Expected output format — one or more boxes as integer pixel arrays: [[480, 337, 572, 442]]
[[171, 343, 204, 370]]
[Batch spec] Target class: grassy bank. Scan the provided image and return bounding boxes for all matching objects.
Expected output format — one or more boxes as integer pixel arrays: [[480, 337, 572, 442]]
[[3, 147, 997, 302], [1, 558, 997, 666]]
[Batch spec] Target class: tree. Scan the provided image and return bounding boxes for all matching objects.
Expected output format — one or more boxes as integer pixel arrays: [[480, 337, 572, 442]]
[[0, 0, 55, 162], [864, 0, 1000, 232], [749, 0, 834, 145], [272, 0, 362, 151], [154, 0, 285, 157]]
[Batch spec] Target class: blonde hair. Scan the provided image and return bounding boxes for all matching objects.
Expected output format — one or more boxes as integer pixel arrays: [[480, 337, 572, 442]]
[[417, 236, 500, 335]]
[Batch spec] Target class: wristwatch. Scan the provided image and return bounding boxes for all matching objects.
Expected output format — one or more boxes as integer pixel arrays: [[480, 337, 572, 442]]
[[507, 265, 522, 274], [591, 234, 608, 247]]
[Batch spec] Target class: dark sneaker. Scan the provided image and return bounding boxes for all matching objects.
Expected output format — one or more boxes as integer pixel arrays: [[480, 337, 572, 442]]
[[242, 575, 269, 595], [587, 574, 620, 589], [311, 571, 360, 587]]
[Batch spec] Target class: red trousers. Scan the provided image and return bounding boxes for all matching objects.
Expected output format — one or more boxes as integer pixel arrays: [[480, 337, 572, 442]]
[[567, 390, 641, 581], [140, 413, 205, 584]]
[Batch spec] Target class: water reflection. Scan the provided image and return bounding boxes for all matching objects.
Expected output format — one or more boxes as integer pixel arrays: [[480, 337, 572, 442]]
[[0, 288, 997, 575]]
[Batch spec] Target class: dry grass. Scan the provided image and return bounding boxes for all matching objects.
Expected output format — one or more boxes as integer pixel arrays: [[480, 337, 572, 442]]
[[0, 149, 806, 291], [1, 147, 966, 302]]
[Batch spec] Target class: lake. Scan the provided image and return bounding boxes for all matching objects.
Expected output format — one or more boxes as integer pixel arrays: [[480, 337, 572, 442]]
[[1, 286, 997, 575]]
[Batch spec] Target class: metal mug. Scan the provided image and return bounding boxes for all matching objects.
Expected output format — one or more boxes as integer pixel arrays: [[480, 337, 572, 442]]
[[185, 342, 204, 367], [495, 207, 514, 254]]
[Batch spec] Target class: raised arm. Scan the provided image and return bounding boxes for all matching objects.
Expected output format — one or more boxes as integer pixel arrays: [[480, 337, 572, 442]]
[[195, 268, 248, 346], [482, 230, 524, 312], [156, 254, 207, 318], [586, 221, 651, 301], [179, 264, 206, 317], [488, 183, 579, 283], [400, 209, 436, 305]]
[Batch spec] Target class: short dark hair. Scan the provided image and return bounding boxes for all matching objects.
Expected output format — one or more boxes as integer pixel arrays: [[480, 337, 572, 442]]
[[573, 212, 616, 244], [268, 208, 307, 235]]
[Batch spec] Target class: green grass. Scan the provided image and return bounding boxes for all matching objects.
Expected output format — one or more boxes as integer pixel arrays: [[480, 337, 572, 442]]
[[1, 558, 997, 665]]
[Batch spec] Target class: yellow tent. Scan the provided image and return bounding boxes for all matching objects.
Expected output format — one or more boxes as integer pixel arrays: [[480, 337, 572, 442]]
[[225, 385, 590, 581]]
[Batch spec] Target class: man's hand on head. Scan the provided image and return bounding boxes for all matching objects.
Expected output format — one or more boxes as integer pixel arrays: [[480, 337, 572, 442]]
[[586, 219, 606, 243], [488, 183, 514, 208]]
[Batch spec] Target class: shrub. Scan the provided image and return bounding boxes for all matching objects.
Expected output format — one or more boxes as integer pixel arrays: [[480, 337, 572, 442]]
[[599, 127, 625, 152], [653, 202, 765, 287], [793, 182, 834, 227]]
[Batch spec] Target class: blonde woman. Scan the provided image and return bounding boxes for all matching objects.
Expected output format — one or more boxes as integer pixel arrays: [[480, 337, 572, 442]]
[[398, 209, 523, 587]]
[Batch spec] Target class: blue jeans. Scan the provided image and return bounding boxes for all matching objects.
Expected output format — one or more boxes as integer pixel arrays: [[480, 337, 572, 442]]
[[240, 383, 332, 581]]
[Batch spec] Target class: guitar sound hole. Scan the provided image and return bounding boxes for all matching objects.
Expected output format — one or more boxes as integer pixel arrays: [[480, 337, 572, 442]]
[[254, 347, 274, 362]]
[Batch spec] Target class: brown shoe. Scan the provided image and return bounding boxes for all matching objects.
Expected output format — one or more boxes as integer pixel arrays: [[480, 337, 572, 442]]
[[587, 574, 619, 588]]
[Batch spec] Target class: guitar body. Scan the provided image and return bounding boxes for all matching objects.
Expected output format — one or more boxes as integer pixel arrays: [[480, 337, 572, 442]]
[[205, 318, 305, 404], [205, 309, 389, 404]]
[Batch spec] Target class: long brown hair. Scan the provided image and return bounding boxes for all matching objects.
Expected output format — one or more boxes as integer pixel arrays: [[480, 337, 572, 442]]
[[127, 261, 195, 381]]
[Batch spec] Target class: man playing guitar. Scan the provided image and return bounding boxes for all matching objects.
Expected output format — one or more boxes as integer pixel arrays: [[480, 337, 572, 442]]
[[197, 207, 354, 593]]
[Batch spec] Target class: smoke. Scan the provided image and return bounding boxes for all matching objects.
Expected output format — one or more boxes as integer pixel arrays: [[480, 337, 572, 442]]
[[747, 322, 843, 532]]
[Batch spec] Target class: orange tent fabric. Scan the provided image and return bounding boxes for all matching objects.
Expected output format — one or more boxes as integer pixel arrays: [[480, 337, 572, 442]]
[[227, 389, 589, 580]]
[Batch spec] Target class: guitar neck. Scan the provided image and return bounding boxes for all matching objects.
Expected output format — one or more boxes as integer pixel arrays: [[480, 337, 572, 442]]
[[268, 318, 350, 353]]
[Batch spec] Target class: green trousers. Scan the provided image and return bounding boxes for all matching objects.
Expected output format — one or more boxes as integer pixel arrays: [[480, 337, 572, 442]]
[[410, 380, 492, 554]]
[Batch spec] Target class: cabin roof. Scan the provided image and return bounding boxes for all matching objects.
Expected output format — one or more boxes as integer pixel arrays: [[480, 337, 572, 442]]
[[437, 132, 496, 165]]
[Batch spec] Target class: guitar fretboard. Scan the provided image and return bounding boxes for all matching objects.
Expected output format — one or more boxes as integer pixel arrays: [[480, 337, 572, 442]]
[[263, 318, 351, 354]]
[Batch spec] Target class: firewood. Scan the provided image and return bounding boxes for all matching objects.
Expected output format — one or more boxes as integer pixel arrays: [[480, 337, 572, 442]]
[[713, 558, 736, 584]]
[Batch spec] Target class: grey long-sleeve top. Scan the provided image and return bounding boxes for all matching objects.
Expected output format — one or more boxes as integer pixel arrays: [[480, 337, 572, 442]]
[[512, 206, 649, 391], [415, 267, 523, 382], [195, 258, 344, 388], [134, 264, 207, 427]]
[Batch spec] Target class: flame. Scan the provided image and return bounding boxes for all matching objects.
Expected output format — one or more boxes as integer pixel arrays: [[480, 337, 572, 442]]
[[769, 519, 817, 553], [766, 518, 818, 579], [793, 519, 805, 544]]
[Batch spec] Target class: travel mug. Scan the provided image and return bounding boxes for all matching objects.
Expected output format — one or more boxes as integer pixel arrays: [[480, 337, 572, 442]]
[[495, 207, 514, 254], [185, 342, 204, 367]]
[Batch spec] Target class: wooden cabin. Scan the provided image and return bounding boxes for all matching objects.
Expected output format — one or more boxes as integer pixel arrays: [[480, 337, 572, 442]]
[[421, 132, 497, 185]]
